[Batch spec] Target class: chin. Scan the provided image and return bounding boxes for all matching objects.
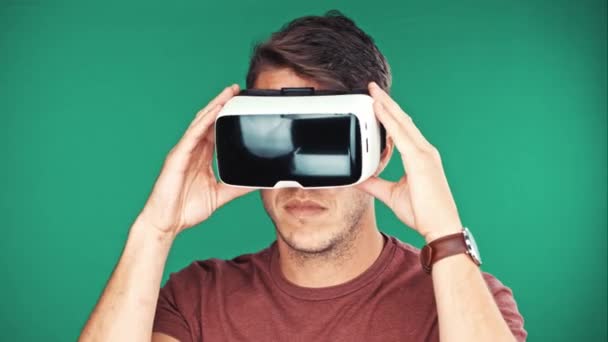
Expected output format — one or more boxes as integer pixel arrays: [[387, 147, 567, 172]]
[[277, 222, 342, 254]]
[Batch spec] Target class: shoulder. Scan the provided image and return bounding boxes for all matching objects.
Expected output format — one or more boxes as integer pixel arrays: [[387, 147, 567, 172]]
[[163, 243, 274, 290], [388, 234, 526, 337], [387, 233, 526, 338], [386, 233, 425, 271], [390, 234, 423, 259], [383, 234, 433, 289], [155, 244, 274, 333]]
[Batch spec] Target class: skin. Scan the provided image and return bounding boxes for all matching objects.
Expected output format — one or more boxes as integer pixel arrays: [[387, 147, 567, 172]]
[[257, 68, 518, 341], [360, 80, 518, 342], [254, 67, 394, 288], [79, 67, 518, 342]]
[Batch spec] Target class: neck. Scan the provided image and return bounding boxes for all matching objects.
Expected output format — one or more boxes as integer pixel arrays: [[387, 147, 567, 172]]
[[275, 204, 385, 288]]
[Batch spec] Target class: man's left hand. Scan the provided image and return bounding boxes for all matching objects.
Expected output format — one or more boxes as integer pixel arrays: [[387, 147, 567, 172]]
[[356, 82, 463, 243]]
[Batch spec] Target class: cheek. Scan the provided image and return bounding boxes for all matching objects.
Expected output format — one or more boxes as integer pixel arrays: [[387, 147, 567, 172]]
[[338, 189, 370, 214], [260, 190, 279, 215]]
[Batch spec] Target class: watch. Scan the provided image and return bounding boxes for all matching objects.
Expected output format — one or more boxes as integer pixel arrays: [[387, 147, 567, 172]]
[[420, 227, 482, 274]]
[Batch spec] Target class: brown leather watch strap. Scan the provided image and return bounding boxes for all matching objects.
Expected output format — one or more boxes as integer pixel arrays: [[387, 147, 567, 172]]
[[420, 231, 467, 274]]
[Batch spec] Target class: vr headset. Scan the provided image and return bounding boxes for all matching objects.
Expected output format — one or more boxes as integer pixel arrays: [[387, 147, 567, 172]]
[[214, 87, 386, 189]]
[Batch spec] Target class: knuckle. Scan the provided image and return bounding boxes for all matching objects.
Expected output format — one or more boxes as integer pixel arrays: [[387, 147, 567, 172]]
[[426, 145, 441, 161], [164, 151, 175, 165], [415, 144, 440, 161], [165, 146, 179, 163], [427, 144, 439, 155]]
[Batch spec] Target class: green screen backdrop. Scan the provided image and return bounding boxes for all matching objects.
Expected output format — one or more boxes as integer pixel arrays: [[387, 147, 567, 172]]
[[1, 0, 606, 340]]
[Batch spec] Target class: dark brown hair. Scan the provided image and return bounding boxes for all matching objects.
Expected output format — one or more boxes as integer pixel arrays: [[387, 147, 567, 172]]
[[245, 10, 392, 93]]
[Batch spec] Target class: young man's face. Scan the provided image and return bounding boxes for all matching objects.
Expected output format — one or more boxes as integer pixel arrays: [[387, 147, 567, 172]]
[[254, 67, 388, 255]]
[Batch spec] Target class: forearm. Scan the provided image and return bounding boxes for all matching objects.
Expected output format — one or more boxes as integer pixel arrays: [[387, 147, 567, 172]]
[[432, 254, 515, 342], [79, 216, 176, 342]]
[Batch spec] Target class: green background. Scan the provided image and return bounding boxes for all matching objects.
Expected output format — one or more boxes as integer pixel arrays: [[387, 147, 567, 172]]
[[1, 0, 606, 340]]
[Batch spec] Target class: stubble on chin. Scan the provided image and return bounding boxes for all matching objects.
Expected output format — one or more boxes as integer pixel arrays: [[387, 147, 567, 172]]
[[274, 201, 368, 268]]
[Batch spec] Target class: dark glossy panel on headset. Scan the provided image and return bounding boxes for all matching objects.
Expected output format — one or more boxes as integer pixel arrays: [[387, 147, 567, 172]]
[[216, 113, 362, 187]]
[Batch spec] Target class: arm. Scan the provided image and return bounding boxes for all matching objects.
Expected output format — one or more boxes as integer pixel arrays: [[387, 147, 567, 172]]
[[152, 333, 180, 342], [78, 216, 176, 342], [357, 81, 521, 341], [432, 252, 517, 342], [78, 84, 254, 342]]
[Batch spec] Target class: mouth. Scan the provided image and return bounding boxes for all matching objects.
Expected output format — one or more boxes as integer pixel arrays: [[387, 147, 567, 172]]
[[283, 199, 328, 218]]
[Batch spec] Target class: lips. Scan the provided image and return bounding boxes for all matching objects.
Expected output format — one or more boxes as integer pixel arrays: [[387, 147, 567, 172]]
[[283, 199, 328, 218]]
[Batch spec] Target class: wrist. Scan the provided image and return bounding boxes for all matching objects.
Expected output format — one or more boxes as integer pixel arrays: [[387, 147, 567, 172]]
[[423, 226, 463, 244], [131, 215, 177, 247]]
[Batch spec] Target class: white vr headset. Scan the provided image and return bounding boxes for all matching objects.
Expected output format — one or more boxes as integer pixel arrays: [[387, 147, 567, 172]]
[[214, 87, 386, 189]]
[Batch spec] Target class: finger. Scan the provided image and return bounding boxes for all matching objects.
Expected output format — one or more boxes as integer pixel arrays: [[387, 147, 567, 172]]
[[189, 123, 216, 175], [372, 99, 418, 156], [216, 183, 258, 208], [184, 83, 238, 147], [192, 84, 240, 122], [179, 103, 224, 154], [368, 82, 407, 118], [355, 175, 396, 207], [368, 82, 433, 150]]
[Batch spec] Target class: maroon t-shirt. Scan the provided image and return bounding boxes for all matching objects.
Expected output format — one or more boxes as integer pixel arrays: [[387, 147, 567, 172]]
[[153, 232, 527, 341]]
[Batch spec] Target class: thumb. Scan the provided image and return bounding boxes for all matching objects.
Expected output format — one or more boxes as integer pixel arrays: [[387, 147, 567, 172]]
[[355, 176, 395, 207], [216, 183, 258, 209]]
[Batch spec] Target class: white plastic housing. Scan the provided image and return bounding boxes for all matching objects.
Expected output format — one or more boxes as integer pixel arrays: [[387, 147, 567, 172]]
[[214, 94, 382, 189]]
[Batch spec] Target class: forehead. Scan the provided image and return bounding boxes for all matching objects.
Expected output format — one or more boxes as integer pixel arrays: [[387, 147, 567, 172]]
[[253, 68, 324, 90]]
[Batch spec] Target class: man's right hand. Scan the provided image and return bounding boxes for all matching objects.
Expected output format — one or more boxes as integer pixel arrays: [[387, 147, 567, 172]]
[[137, 84, 257, 237]]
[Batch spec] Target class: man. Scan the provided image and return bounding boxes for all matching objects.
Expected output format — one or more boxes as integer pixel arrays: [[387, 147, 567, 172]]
[[79, 10, 527, 342]]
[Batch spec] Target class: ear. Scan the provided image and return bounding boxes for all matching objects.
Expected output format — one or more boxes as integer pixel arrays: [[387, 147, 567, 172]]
[[374, 135, 394, 176]]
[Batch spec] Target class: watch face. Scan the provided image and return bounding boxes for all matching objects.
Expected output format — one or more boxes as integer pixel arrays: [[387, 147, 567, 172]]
[[463, 227, 482, 265]]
